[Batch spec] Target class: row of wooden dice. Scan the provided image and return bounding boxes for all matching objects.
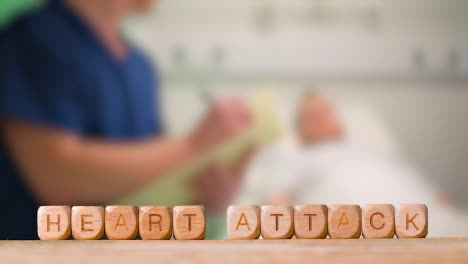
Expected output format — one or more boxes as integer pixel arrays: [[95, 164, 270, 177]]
[[37, 204, 428, 240], [229, 204, 427, 239]]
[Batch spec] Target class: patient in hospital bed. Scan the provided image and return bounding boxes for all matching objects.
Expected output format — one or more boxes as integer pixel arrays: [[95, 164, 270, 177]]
[[237, 92, 468, 237]]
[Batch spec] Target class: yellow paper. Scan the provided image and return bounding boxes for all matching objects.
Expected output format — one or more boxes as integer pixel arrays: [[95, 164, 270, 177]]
[[117, 90, 281, 206]]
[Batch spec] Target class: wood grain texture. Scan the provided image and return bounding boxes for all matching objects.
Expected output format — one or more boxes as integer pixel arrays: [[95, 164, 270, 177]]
[[173, 206, 206, 240], [294, 205, 328, 239], [139, 206, 172, 240], [1, 239, 467, 264], [362, 204, 394, 239], [328, 205, 362, 239], [71, 206, 104, 240], [261, 205, 294, 239], [227, 205, 261, 240], [105, 206, 138, 240], [37, 206, 71, 240], [395, 204, 428, 238]]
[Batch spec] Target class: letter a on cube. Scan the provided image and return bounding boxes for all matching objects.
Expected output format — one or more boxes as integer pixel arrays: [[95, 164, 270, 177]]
[[328, 205, 361, 239], [105, 206, 138, 240], [227, 205, 261, 239]]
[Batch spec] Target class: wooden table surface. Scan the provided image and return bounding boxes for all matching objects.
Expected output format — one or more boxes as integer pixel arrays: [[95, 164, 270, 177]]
[[1, 238, 467, 264]]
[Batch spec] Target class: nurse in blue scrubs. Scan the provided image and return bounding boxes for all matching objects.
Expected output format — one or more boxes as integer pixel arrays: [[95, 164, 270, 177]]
[[0, 0, 252, 239]]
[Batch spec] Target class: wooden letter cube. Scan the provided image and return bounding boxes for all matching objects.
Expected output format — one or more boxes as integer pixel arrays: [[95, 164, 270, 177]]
[[362, 204, 394, 239], [261, 205, 294, 239], [294, 205, 328, 239], [105, 206, 138, 240], [173, 206, 205, 240], [328, 205, 361, 239], [139, 206, 172, 240], [37, 206, 71, 240], [227, 205, 261, 239], [395, 204, 428, 238], [71, 206, 104, 240]]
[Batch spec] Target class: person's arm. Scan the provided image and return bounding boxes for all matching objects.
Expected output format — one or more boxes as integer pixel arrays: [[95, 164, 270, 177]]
[[2, 97, 253, 205], [2, 120, 197, 205]]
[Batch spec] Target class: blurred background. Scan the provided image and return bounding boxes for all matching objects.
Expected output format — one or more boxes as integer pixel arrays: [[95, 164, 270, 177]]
[[128, 0, 468, 209], [2, 0, 467, 238]]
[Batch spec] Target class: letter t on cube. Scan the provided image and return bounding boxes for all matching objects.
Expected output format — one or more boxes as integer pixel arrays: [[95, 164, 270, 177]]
[[173, 206, 205, 240], [261, 205, 294, 239], [294, 205, 328, 239]]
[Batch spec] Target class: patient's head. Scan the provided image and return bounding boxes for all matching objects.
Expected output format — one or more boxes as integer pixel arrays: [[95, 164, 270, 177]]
[[296, 93, 344, 145]]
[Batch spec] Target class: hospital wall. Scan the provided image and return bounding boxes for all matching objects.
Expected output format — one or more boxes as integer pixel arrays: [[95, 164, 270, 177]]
[[126, 0, 468, 206]]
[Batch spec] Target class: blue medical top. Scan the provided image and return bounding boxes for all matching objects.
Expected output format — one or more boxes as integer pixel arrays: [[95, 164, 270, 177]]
[[0, 0, 162, 239]]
